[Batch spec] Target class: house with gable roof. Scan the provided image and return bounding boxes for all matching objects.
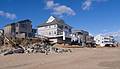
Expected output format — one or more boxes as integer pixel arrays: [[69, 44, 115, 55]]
[[37, 16, 72, 43]]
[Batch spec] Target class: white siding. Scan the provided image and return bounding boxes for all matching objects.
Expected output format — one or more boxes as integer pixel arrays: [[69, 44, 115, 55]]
[[37, 24, 72, 38], [37, 24, 58, 37], [94, 35, 114, 47]]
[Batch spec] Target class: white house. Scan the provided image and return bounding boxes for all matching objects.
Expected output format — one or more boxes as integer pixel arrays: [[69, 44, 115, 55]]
[[94, 35, 114, 47], [37, 16, 72, 43]]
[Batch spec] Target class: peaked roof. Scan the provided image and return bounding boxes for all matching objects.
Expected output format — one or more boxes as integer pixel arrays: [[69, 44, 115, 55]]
[[46, 16, 56, 23], [38, 16, 72, 28]]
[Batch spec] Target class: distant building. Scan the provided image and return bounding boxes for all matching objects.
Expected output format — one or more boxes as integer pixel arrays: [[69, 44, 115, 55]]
[[37, 16, 72, 43], [94, 35, 114, 47], [71, 30, 89, 46], [70, 29, 95, 47], [4, 19, 32, 38]]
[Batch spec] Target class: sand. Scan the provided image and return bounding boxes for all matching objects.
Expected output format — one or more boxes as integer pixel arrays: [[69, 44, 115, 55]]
[[0, 47, 120, 69]]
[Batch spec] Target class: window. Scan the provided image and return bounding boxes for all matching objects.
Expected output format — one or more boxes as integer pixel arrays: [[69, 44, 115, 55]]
[[49, 32, 51, 35], [54, 25, 57, 28], [65, 26, 68, 29], [47, 26, 49, 28], [20, 23, 26, 28], [69, 29, 71, 32], [54, 31, 56, 34], [58, 25, 63, 29]]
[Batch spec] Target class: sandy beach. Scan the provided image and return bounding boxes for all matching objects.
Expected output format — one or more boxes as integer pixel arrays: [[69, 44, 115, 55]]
[[0, 47, 120, 69]]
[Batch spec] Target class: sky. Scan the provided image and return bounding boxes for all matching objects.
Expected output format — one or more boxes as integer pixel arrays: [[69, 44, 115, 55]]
[[0, 0, 120, 35]]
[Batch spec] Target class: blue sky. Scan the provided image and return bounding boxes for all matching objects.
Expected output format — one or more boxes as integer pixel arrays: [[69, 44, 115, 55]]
[[0, 0, 120, 35]]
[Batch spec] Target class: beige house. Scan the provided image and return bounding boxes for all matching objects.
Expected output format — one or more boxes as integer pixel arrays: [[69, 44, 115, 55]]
[[37, 16, 72, 43]]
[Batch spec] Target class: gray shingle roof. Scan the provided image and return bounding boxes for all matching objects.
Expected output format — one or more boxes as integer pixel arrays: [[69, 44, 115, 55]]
[[38, 16, 72, 28]]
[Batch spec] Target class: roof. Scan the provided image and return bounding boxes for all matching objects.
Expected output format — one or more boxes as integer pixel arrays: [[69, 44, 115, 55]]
[[72, 29, 89, 35], [17, 19, 32, 24], [73, 29, 88, 33], [4, 23, 16, 27], [4, 19, 32, 27], [38, 16, 72, 28], [96, 35, 113, 38]]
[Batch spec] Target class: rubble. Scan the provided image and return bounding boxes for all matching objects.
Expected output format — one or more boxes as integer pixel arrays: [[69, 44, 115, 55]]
[[0, 42, 72, 56], [0, 31, 72, 56]]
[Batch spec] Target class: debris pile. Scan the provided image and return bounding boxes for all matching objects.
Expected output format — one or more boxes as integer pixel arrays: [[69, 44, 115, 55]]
[[0, 42, 72, 56], [0, 32, 72, 56]]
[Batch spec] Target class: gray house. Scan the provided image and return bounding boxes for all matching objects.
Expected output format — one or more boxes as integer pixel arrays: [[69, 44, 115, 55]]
[[71, 30, 89, 43], [71, 30, 95, 46], [37, 16, 72, 43], [4, 19, 32, 38]]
